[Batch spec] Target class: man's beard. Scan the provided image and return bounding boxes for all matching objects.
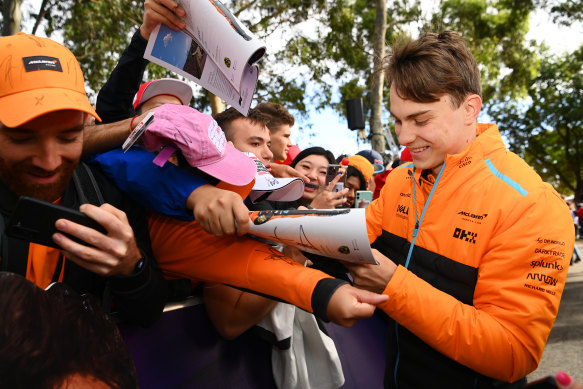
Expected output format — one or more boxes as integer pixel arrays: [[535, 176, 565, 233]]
[[0, 158, 78, 202]]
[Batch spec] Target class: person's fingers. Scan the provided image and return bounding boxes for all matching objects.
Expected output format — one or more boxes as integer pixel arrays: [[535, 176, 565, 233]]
[[354, 287, 390, 305], [52, 233, 116, 275], [556, 371, 581, 389], [157, 0, 186, 16], [207, 211, 226, 236], [295, 171, 309, 181], [326, 171, 345, 191], [233, 207, 251, 236], [82, 203, 128, 224], [78, 203, 132, 240], [218, 210, 235, 236], [54, 218, 107, 248], [144, 0, 186, 30], [326, 284, 389, 327]]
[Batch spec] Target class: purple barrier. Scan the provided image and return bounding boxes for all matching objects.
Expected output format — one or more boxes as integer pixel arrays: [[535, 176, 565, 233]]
[[118, 301, 387, 388]]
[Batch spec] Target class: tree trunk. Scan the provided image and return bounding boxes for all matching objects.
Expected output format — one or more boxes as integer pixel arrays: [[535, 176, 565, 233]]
[[209, 93, 225, 115], [2, 0, 22, 36], [369, 0, 387, 153]]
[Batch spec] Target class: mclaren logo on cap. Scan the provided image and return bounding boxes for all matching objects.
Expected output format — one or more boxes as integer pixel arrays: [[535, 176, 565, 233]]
[[22, 56, 63, 72]]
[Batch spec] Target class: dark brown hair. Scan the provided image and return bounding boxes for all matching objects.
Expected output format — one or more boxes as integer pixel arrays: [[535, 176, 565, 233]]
[[384, 30, 482, 107], [0, 272, 138, 389], [213, 107, 269, 140], [254, 102, 295, 133]]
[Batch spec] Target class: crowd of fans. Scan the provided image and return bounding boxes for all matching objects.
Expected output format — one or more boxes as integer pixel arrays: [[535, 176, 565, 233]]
[[0, 0, 580, 388]]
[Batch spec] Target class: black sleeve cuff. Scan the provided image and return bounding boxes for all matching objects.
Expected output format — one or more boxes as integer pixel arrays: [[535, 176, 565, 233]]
[[311, 278, 348, 322]]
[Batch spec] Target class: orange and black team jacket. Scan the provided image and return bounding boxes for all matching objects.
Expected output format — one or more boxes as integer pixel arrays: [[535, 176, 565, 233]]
[[367, 123, 574, 389], [147, 212, 346, 321]]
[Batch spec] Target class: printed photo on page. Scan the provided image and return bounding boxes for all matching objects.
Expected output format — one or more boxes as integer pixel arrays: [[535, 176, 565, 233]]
[[248, 209, 377, 265], [177, 0, 266, 93], [144, 23, 258, 115]]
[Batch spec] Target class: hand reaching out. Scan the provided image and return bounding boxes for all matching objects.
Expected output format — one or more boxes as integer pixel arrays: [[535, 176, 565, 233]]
[[325, 283, 388, 327], [186, 184, 250, 236]]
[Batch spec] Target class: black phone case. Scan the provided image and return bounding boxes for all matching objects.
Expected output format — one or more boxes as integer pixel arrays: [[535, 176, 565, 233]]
[[325, 164, 342, 186], [6, 196, 107, 249]]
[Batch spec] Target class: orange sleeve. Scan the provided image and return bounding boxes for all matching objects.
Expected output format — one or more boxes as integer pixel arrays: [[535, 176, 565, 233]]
[[377, 188, 573, 382], [148, 212, 333, 313]]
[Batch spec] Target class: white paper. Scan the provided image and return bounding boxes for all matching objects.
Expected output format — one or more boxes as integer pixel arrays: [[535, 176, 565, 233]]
[[248, 209, 377, 265], [144, 24, 258, 115], [177, 0, 266, 93]]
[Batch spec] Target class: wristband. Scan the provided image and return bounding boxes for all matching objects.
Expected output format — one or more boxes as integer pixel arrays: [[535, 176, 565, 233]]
[[129, 115, 139, 134]]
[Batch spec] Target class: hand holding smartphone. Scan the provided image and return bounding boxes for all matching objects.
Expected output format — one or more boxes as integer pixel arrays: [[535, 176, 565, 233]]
[[6, 196, 107, 249], [355, 190, 373, 208], [326, 164, 346, 197]]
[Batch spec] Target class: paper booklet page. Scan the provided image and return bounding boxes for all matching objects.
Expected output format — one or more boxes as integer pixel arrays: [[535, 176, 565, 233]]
[[144, 23, 258, 115], [248, 209, 377, 265], [177, 0, 266, 92]]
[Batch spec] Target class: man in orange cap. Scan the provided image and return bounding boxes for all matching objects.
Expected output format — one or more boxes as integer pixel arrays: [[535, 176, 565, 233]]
[[0, 33, 167, 327]]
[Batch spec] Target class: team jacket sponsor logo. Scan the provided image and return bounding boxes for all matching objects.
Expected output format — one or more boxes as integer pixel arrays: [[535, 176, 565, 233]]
[[457, 211, 488, 221], [524, 283, 556, 296], [457, 156, 472, 168], [453, 228, 477, 244], [530, 259, 564, 271], [400, 192, 411, 197], [526, 272, 558, 286], [536, 237, 565, 246], [396, 204, 409, 220], [533, 248, 565, 258]]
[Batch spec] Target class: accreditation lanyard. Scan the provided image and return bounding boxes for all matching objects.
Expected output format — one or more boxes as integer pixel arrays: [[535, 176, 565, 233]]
[[404, 162, 446, 269]]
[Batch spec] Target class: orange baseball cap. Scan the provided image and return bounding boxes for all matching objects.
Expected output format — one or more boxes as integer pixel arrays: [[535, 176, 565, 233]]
[[347, 155, 374, 183], [0, 33, 100, 128]]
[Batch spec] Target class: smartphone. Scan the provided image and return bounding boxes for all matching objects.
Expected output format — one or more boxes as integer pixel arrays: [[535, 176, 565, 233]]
[[355, 190, 373, 208], [326, 164, 346, 195], [6, 196, 107, 249], [523, 376, 558, 388]]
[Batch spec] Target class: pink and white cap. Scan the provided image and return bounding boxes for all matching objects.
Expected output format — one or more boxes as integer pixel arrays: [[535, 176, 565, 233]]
[[133, 78, 193, 109], [141, 104, 256, 186], [244, 152, 305, 203]]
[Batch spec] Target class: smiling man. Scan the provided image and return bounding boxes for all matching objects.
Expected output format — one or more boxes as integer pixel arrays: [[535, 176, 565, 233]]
[[345, 31, 574, 388], [0, 33, 167, 327]]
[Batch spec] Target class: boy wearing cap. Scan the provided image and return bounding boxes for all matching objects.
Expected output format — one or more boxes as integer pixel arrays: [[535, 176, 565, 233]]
[[0, 33, 167, 327]]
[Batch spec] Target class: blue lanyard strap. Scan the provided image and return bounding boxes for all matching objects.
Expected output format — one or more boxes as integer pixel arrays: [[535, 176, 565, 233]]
[[404, 162, 446, 268]]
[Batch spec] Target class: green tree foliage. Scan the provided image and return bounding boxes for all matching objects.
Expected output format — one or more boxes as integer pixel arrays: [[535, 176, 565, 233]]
[[24, 0, 173, 97], [489, 46, 583, 200], [428, 0, 540, 110], [5, 1, 582, 196]]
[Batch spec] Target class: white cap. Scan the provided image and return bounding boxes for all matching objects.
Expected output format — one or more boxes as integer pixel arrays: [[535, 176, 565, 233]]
[[244, 152, 305, 203]]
